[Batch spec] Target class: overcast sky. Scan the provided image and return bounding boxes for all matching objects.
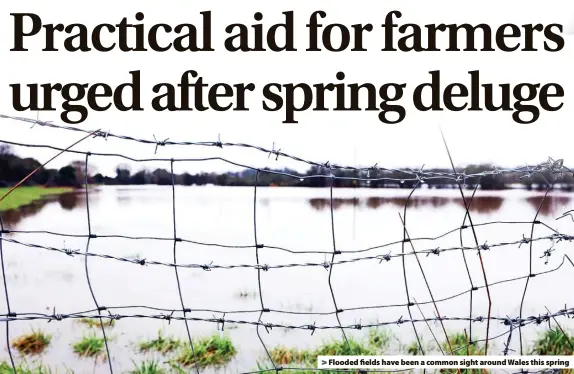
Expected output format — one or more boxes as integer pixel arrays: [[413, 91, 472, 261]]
[[0, 0, 573, 176]]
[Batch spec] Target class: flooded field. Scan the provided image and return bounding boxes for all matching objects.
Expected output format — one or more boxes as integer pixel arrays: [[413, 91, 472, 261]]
[[0, 186, 573, 373]]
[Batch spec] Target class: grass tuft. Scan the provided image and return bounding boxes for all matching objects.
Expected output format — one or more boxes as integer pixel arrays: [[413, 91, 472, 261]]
[[443, 332, 485, 356], [72, 333, 106, 359], [128, 360, 166, 374], [269, 328, 391, 366], [270, 347, 313, 365], [11, 329, 51, 356], [138, 331, 182, 354], [530, 329, 574, 355], [254, 362, 388, 374], [440, 332, 486, 374], [367, 328, 392, 350], [405, 340, 422, 355], [175, 334, 236, 368], [0, 361, 73, 373]]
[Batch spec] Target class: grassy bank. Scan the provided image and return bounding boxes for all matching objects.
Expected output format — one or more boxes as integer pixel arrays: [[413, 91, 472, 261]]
[[0, 187, 73, 212]]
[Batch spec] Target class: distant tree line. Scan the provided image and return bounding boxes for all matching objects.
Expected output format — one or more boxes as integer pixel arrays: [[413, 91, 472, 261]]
[[0, 144, 89, 188], [1, 144, 572, 191]]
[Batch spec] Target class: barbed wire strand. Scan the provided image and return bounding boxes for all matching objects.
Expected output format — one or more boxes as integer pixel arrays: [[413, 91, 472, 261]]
[[2, 304, 574, 332], [2, 218, 562, 256], [0, 114, 550, 178], [0, 241, 569, 319], [1, 231, 570, 275], [3, 113, 574, 182], [1, 137, 572, 186]]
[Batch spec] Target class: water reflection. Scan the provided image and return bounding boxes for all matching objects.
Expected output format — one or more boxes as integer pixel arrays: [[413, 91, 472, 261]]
[[59, 192, 81, 211], [0, 192, 84, 229], [311, 196, 468, 211], [525, 195, 571, 217], [308, 195, 570, 216], [1, 190, 572, 231], [453, 196, 504, 214], [368, 196, 451, 209], [308, 197, 360, 211]]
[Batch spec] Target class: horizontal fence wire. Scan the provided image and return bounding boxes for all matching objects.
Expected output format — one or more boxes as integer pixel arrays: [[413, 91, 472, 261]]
[[0, 114, 573, 373]]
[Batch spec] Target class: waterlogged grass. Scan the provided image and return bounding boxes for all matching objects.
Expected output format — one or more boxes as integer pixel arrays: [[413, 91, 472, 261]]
[[175, 334, 237, 368], [0, 187, 72, 211], [78, 318, 115, 329], [269, 347, 313, 365], [367, 328, 392, 350], [12, 330, 52, 356], [403, 332, 485, 357], [268, 328, 391, 366], [138, 331, 182, 354], [440, 332, 486, 374], [128, 360, 166, 374], [443, 332, 485, 356], [0, 361, 73, 373], [260, 329, 486, 374], [6, 327, 574, 373], [531, 329, 574, 355], [254, 363, 389, 374], [72, 334, 105, 359], [405, 340, 423, 355], [312, 334, 383, 357]]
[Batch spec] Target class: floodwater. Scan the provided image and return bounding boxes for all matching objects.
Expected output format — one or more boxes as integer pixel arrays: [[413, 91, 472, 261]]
[[1, 186, 573, 373]]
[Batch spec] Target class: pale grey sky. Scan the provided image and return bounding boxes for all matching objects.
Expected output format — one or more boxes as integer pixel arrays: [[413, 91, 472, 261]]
[[0, 0, 573, 176]]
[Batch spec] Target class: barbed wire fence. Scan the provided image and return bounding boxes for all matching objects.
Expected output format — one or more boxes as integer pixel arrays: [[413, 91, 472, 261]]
[[0, 114, 573, 373]]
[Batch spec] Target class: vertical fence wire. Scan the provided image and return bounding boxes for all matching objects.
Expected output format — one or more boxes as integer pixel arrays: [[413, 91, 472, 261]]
[[441, 131, 493, 355], [401, 183, 425, 356], [327, 176, 352, 352], [0, 215, 15, 372], [253, 171, 277, 371], [518, 186, 550, 356], [82, 154, 114, 372], [398, 212, 454, 357], [459, 183, 480, 346], [170, 159, 200, 374]]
